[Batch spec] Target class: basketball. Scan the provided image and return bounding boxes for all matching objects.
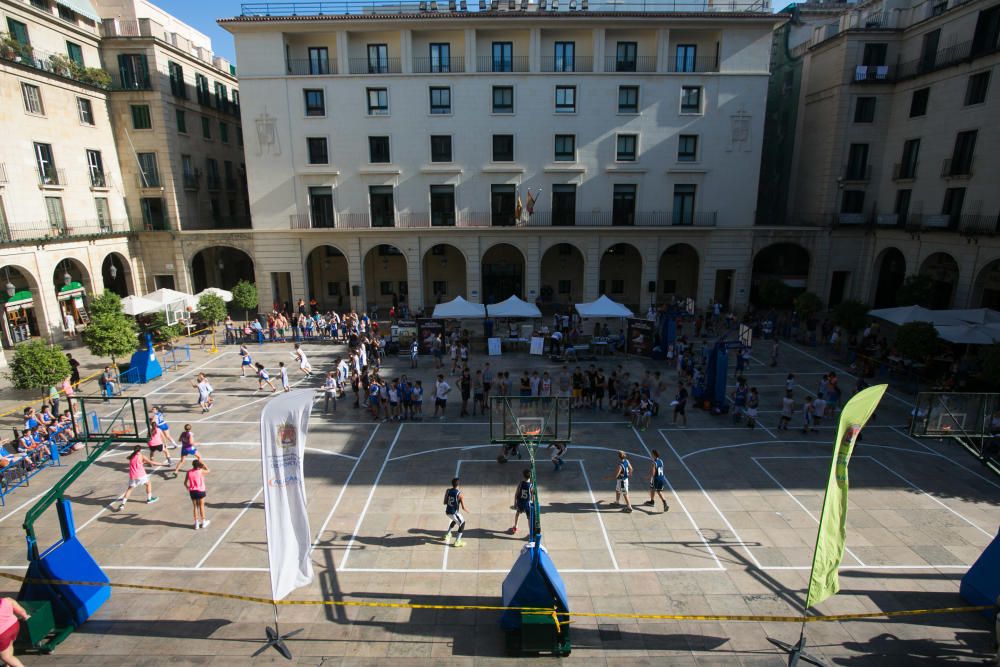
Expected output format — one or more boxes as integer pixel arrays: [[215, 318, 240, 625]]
[[497, 454, 507, 464]]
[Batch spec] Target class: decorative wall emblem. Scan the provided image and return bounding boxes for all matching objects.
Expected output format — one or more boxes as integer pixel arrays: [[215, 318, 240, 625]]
[[255, 108, 280, 156], [728, 106, 752, 153]]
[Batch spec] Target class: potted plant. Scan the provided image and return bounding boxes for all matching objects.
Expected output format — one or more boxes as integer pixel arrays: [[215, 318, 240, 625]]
[[0, 33, 17, 59]]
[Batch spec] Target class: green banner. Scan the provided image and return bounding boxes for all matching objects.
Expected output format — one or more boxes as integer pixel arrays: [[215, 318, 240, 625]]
[[805, 383, 888, 609]]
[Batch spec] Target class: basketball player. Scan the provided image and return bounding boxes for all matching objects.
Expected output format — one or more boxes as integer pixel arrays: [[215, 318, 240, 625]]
[[443, 477, 468, 547], [510, 469, 533, 534], [643, 449, 670, 512], [608, 450, 633, 512]]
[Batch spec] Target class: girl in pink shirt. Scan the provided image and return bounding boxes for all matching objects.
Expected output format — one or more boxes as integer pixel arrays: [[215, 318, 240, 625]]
[[146, 420, 172, 465], [184, 460, 211, 530], [116, 445, 162, 510], [0, 596, 29, 666]]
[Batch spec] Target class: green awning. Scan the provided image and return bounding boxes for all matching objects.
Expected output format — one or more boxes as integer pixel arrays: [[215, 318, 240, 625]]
[[57, 0, 100, 23], [2, 290, 33, 309], [58, 282, 86, 300]]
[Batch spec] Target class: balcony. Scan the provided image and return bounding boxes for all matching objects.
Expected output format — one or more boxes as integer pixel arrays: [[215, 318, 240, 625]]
[[667, 56, 719, 73], [841, 164, 872, 183], [287, 58, 338, 75], [137, 173, 162, 189], [0, 218, 131, 245], [941, 157, 973, 178], [183, 171, 201, 190], [539, 56, 594, 72], [37, 168, 66, 188], [289, 210, 717, 229], [206, 175, 222, 190], [876, 213, 901, 228], [0, 43, 113, 89], [348, 58, 401, 75], [476, 56, 529, 73], [852, 64, 892, 83], [211, 216, 252, 229], [89, 171, 110, 189], [959, 214, 1000, 236], [240, 1, 774, 16], [836, 212, 868, 226], [907, 214, 954, 231], [893, 162, 918, 181], [413, 57, 465, 73], [604, 56, 657, 73], [108, 70, 152, 91]]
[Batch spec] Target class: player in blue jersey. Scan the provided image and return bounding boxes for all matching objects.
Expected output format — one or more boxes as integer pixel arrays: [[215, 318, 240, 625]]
[[151, 406, 177, 449], [509, 469, 533, 534], [443, 477, 468, 547], [608, 450, 633, 512], [643, 448, 670, 512]]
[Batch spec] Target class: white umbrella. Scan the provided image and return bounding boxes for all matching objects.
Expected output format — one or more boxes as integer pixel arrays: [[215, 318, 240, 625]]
[[935, 323, 1000, 345], [121, 295, 159, 316], [867, 305, 963, 326], [196, 287, 233, 303], [946, 308, 1000, 325]]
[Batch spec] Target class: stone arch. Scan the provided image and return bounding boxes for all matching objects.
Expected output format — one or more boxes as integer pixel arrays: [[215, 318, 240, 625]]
[[101, 251, 135, 297], [972, 257, 1000, 309], [481, 243, 526, 302], [918, 251, 960, 309], [540, 242, 585, 311], [363, 243, 407, 313], [52, 257, 93, 333], [599, 243, 643, 312], [750, 242, 811, 308], [423, 243, 468, 307], [657, 243, 700, 305], [872, 247, 906, 308], [1, 263, 47, 345], [305, 245, 352, 313], [190, 246, 255, 293]]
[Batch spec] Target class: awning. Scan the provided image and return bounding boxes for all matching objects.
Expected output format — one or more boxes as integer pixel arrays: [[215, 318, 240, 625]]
[[486, 295, 541, 319], [57, 0, 99, 22], [2, 290, 33, 310], [432, 296, 486, 319], [58, 281, 86, 300], [574, 295, 634, 319]]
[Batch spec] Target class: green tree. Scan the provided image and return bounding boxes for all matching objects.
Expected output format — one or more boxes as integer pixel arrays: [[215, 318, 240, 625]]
[[895, 321, 939, 360], [756, 279, 796, 309], [232, 280, 258, 320], [197, 293, 227, 327], [980, 344, 1000, 383], [82, 312, 138, 364], [88, 289, 124, 319], [896, 274, 934, 307], [6, 340, 71, 394], [833, 299, 870, 334], [794, 291, 824, 321], [149, 311, 183, 344]]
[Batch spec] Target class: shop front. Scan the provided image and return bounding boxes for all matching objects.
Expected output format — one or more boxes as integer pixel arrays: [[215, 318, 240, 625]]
[[2, 290, 39, 346]]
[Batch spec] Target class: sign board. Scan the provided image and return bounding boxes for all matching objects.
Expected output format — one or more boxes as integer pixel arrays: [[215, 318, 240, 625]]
[[488, 337, 502, 356], [739, 323, 753, 349], [520, 323, 534, 341], [395, 319, 417, 346], [529, 337, 545, 355], [685, 297, 696, 315], [416, 318, 445, 354], [626, 318, 655, 357]]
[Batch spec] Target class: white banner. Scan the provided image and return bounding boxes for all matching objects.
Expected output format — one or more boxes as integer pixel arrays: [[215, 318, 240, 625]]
[[260, 389, 315, 601]]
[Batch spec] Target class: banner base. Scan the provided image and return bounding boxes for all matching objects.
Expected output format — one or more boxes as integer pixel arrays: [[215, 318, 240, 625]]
[[253, 624, 302, 660], [766, 632, 827, 667]]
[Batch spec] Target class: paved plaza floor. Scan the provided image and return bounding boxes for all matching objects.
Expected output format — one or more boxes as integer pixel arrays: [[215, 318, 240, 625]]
[[0, 337, 997, 664]]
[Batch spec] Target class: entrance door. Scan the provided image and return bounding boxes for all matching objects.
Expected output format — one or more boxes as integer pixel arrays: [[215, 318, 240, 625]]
[[482, 262, 523, 302]]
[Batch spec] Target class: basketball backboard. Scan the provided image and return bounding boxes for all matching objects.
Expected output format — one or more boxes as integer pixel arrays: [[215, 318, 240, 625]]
[[489, 396, 571, 444], [67, 395, 149, 443]]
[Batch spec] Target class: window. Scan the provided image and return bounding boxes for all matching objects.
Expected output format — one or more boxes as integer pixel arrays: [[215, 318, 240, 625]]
[[117, 53, 149, 90], [611, 185, 635, 227], [307, 137, 329, 164], [367, 87, 389, 115], [554, 134, 575, 162], [205, 158, 219, 188], [308, 47, 330, 75], [34, 142, 56, 184], [380, 281, 394, 296], [369, 185, 394, 227], [176, 109, 187, 133], [304, 89, 325, 116], [58, 4, 75, 21], [854, 96, 876, 123], [492, 41, 513, 72], [131, 104, 151, 130], [140, 198, 166, 230], [672, 184, 696, 225], [861, 43, 888, 67], [552, 184, 576, 226], [367, 43, 389, 73], [210, 198, 222, 223], [492, 86, 513, 113], [45, 197, 66, 231], [616, 134, 637, 162], [615, 41, 637, 72], [224, 160, 235, 189], [909, 87, 929, 117], [95, 197, 111, 230], [965, 71, 990, 105], [681, 86, 702, 114], [429, 42, 451, 72], [429, 86, 451, 114], [618, 85, 639, 113], [181, 155, 195, 186], [168, 61, 186, 98], [555, 86, 576, 113], [949, 130, 977, 175], [846, 143, 869, 180], [554, 41, 575, 72], [309, 186, 334, 228], [214, 82, 228, 112], [942, 187, 965, 226], [491, 185, 516, 226], [678, 134, 698, 162], [6, 18, 29, 46], [430, 185, 456, 226], [492, 134, 514, 162], [898, 138, 920, 179], [195, 73, 210, 105], [432, 281, 447, 296], [369, 136, 390, 163], [137, 152, 159, 187], [77, 97, 93, 125], [674, 44, 696, 72], [972, 5, 1000, 57], [430, 135, 452, 162], [841, 190, 865, 214], [894, 189, 912, 226], [66, 41, 83, 66], [920, 29, 940, 72], [21, 83, 43, 115], [201, 116, 211, 139], [86, 149, 105, 187], [219, 121, 229, 143]]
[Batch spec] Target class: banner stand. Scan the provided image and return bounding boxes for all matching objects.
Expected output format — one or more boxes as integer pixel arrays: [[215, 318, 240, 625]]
[[253, 604, 302, 660], [765, 625, 825, 667]]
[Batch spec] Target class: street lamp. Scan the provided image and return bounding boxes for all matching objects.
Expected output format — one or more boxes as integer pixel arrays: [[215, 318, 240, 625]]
[[109, 263, 118, 280], [62, 267, 72, 286], [4, 281, 14, 298]]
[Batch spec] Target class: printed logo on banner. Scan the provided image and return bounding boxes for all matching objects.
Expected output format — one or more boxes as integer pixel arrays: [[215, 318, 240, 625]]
[[277, 423, 297, 449]]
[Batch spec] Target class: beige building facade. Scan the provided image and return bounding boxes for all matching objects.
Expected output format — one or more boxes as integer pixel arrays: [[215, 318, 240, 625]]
[[221, 3, 780, 315]]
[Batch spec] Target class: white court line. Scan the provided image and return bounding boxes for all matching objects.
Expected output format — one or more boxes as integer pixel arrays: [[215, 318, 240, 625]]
[[631, 428, 724, 570], [682, 440, 942, 460], [750, 456, 866, 567], [0, 490, 49, 523], [145, 353, 232, 395], [340, 566, 729, 574], [781, 343, 914, 408], [578, 459, 619, 571], [389, 443, 650, 464], [196, 376, 314, 422], [659, 430, 763, 569], [195, 486, 264, 569], [890, 426, 1000, 492], [866, 458, 994, 540], [309, 423, 381, 550], [185, 420, 377, 425], [339, 423, 404, 570]]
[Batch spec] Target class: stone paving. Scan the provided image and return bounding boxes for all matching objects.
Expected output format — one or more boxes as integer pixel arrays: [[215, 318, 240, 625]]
[[0, 336, 997, 665]]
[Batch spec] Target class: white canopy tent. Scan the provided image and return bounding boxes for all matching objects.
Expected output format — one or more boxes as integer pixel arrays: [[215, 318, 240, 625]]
[[121, 295, 160, 316], [945, 308, 1000, 325], [935, 323, 1000, 345], [486, 295, 542, 319], [432, 296, 486, 319], [575, 295, 634, 319], [142, 288, 199, 309], [196, 287, 233, 303], [867, 305, 964, 326]]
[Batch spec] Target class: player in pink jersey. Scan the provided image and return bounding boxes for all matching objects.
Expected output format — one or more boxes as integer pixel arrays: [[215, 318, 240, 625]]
[[184, 459, 211, 529], [114, 445, 164, 510]]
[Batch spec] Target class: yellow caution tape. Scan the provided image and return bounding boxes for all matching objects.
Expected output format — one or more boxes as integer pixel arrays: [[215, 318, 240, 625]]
[[0, 572, 990, 624]]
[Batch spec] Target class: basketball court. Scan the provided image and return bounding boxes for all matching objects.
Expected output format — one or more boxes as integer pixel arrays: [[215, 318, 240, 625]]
[[1, 340, 997, 662]]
